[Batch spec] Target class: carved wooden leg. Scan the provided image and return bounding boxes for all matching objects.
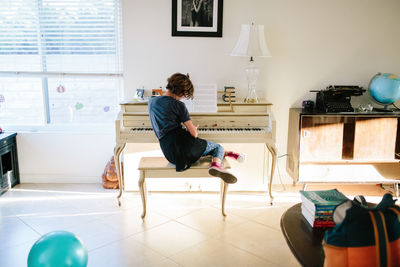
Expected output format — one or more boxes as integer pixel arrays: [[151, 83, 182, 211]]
[[266, 143, 277, 205], [220, 181, 228, 217], [114, 143, 126, 206], [138, 170, 147, 219], [220, 180, 224, 204]]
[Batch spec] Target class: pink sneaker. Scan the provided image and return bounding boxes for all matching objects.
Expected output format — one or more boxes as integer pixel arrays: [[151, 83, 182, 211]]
[[208, 162, 237, 184], [226, 151, 247, 163]]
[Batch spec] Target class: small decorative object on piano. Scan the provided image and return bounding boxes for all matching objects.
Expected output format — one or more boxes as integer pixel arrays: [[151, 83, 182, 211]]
[[0, 127, 3, 133], [222, 86, 236, 102], [300, 189, 348, 228], [151, 88, 163, 97], [135, 89, 144, 100]]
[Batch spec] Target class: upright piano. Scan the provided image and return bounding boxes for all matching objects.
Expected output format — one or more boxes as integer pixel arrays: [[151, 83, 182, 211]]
[[114, 100, 277, 204]]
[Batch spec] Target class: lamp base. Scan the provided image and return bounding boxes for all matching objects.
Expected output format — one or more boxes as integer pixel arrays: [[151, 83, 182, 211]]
[[244, 58, 259, 104]]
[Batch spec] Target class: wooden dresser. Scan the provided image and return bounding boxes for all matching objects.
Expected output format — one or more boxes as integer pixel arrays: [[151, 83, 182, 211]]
[[286, 109, 400, 193]]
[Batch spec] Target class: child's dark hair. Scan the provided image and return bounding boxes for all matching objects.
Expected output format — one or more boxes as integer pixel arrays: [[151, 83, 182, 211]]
[[166, 73, 194, 99]]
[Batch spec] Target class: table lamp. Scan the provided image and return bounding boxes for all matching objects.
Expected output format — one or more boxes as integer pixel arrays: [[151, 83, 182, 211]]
[[231, 23, 272, 103]]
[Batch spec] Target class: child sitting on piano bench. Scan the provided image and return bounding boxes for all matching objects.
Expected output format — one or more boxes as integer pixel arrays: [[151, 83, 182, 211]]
[[148, 72, 246, 184]]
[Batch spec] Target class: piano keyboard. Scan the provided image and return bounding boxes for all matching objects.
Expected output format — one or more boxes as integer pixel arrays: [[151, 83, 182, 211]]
[[130, 127, 270, 134]]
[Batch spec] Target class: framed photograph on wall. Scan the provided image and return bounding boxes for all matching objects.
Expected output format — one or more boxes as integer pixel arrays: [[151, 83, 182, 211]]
[[172, 0, 223, 37]]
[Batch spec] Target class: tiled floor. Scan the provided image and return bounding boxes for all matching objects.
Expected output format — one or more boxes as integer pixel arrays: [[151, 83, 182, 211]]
[[0, 183, 392, 267]]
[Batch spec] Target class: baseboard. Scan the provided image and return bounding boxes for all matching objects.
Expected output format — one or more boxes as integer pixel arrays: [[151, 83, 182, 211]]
[[20, 174, 100, 183]]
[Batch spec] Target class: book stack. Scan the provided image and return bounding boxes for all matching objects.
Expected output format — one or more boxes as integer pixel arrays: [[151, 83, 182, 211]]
[[222, 87, 236, 102], [300, 189, 348, 228]]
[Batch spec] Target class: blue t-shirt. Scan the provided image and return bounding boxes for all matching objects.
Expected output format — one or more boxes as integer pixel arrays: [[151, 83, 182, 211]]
[[148, 96, 191, 139]]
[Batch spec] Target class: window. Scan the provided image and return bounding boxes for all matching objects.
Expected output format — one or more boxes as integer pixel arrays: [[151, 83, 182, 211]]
[[0, 0, 123, 128]]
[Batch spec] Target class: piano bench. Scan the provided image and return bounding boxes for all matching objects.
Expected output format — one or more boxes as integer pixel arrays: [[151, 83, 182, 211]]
[[137, 156, 230, 219]]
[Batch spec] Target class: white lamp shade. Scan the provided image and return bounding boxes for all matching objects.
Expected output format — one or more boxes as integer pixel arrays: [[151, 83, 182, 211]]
[[231, 24, 272, 58]]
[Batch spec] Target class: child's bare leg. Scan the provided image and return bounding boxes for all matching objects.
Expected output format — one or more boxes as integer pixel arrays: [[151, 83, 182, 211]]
[[212, 157, 221, 163]]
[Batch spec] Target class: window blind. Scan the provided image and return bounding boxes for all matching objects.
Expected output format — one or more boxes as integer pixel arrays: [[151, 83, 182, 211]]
[[0, 0, 122, 73], [0, 0, 122, 127]]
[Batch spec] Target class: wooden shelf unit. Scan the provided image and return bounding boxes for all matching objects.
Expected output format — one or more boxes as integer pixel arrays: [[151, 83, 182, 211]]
[[286, 109, 400, 185]]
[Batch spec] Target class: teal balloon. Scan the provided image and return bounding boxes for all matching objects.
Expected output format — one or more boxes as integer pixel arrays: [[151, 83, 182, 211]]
[[28, 231, 88, 267], [369, 73, 400, 104]]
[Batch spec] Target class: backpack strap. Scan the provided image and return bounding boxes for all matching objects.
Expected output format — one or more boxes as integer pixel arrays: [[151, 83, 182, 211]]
[[368, 211, 391, 267], [388, 206, 400, 218], [368, 205, 400, 267]]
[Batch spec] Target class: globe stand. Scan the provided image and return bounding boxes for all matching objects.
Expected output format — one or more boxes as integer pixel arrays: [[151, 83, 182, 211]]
[[373, 105, 395, 113]]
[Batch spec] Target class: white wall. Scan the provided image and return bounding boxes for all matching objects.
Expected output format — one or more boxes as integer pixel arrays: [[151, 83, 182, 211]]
[[122, 0, 400, 183], [18, 131, 115, 183]]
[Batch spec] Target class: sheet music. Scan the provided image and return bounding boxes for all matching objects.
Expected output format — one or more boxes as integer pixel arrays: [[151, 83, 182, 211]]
[[181, 83, 217, 113]]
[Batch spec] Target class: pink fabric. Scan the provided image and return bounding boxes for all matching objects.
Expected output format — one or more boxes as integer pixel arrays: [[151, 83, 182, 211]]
[[210, 161, 224, 170]]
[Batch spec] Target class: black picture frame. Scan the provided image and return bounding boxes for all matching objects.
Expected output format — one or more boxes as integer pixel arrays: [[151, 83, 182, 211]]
[[172, 0, 223, 37]]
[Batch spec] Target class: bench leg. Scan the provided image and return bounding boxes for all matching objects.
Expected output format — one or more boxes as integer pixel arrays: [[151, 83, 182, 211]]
[[114, 143, 126, 207], [266, 143, 277, 205], [138, 170, 147, 219], [220, 181, 228, 217]]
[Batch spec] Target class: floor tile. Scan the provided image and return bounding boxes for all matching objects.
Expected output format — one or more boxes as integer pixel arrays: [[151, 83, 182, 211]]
[[250, 204, 292, 231], [0, 239, 36, 267], [61, 219, 127, 251], [147, 193, 213, 219], [218, 220, 299, 267], [176, 207, 248, 236], [132, 220, 208, 257], [170, 238, 277, 267], [18, 211, 101, 235], [0, 216, 40, 251], [100, 208, 171, 236], [88, 235, 167, 267]]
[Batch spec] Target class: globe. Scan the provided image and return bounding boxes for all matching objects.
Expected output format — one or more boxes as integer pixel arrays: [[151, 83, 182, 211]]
[[369, 73, 400, 105]]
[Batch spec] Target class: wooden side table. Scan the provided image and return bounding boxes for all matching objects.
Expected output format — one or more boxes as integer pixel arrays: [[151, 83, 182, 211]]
[[280, 203, 326, 267], [0, 132, 20, 195]]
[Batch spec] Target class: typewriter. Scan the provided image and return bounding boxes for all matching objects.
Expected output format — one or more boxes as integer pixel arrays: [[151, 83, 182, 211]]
[[311, 85, 365, 113]]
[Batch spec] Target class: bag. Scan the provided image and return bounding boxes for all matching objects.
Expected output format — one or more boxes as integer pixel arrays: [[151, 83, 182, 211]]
[[323, 193, 400, 267], [101, 156, 120, 189]]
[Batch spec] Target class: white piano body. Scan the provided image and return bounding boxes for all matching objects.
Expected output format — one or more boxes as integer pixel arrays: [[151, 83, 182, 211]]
[[114, 100, 277, 204]]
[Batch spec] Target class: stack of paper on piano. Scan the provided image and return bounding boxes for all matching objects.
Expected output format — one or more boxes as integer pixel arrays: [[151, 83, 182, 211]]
[[181, 84, 217, 113], [300, 189, 348, 228]]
